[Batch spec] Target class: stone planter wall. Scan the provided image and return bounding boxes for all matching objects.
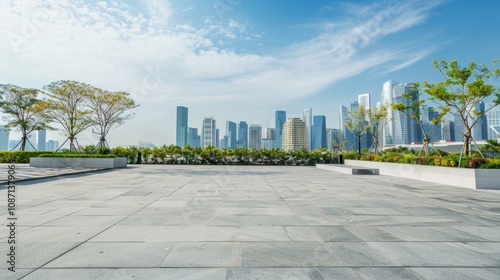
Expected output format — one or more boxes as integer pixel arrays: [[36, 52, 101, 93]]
[[30, 157, 127, 169], [344, 160, 500, 190]]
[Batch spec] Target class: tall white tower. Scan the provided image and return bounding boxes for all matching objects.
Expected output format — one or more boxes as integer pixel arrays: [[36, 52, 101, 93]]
[[303, 108, 312, 151]]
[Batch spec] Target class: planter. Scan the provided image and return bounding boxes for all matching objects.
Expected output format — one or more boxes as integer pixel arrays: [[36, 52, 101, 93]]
[[342, 160, 499, 190], [30, 157, 127, 169]]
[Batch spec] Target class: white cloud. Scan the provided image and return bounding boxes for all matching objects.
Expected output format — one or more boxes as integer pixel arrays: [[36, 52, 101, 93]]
[[0, 0, 444, 114]]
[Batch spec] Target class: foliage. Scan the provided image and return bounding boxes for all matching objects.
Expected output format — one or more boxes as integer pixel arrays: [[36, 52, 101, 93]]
[[480, 139, 500, 155], [86, 89, 138, 149], [390, 82, 448, 157], [366, 105, 388, 154], [0, 84, 52, 151], [424, 59, 500, 156], [344, 106, 369, 157], [40, 80, 95, 151], [0, 151, 49, 163]]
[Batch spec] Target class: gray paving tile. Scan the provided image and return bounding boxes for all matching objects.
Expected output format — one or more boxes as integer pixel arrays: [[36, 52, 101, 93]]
[[0, 268, 35, 280], [408, 268, 500, 280], [161, 242, 240, 267], [344, 226, 405, 241], [383, 226, 487, 241], [90, 225, 162, 242], [311, 226, 364, 242], [45, 242, 174, 268], [21, 268, 115, 280], [0, 242, 79, 269], [227, 268, 324, 279], [369, 242, 498, 267], [353, 268, 419, 279], [283, 226, 323, 241], [108, 268, 227, 279], [241, 242, 347, 267], [328, 242, 401, 267], [317, 268, 361, 279]]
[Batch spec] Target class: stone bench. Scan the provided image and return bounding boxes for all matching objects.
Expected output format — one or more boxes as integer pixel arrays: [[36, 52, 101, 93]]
[[316, 164, 379, 175]]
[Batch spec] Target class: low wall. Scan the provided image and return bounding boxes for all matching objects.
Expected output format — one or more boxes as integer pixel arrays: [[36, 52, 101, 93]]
[[343, 160, 499, 190], [30, 157, 127, 169]]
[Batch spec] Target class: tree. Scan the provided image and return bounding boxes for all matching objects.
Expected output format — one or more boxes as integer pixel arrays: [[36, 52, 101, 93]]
[[86, 89, 138, 149], [344, 106, 369, 158], [391, 83, 448, 157], [424, 60, 500, 156], [366, 105, 388, 154], [40, 80, 94, 151], [0, 84, 51, 151]]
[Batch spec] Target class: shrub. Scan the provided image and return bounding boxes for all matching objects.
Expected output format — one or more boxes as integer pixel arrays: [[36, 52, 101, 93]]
[[38, 153, 116, 158], [465, 158, 488, 169]]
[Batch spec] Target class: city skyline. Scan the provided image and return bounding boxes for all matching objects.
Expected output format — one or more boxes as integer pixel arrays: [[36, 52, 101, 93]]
[[1, 0, 500, 147]]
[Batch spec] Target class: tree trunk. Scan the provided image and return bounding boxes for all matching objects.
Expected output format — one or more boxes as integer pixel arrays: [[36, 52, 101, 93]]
[[69, 136, 77, 152], [357, 134, 361, 159]]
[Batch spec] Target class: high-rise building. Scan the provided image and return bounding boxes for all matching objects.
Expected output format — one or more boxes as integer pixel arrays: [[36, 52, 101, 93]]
[[220, 136, 230, 149], [248, 124, 262, 150], [453, 113, 465, 142], [358, 93, 370, 109], [176, 106, 188, 147], [38, 129, 47, 151], [226, 121, 237, 149], [237, 121, 248, 148], [380, 80, 419, 146], [311, 115, 327, 150], [188, 127, 201, 147], [303, 108, 312, 150], [282, 118, 306, 151], [0, 126, 9, 151], [201, 117, 216, 148], [275, 111, 286, 150], [473, 101, 487, 141], [441, 120, 455, 141], [262, 128, 276, 149], [215, 129, 220, 148], [327, 128, 342, 151], [486, 103, 500, 139], [47, 140, 56, 151], [339, 105, 348, 132]]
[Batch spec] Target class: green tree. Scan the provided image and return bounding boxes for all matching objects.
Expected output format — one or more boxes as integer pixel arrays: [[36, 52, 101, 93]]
[[86, 89, 138, 149], [366, 105, 388, 154], [0, 84, 51, 151], [424, 60, 500, 156], [41, 81, 94, 151], [344, 106, 369, 158], [391, 83, 448, 157]]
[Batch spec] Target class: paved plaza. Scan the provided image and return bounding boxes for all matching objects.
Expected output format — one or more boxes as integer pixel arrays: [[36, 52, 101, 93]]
[[1, 164, 500, 279]]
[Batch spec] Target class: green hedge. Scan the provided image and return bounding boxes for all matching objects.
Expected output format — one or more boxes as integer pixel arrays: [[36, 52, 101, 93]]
[[38, 153, 116, 158], [0, 151, 51, 163]]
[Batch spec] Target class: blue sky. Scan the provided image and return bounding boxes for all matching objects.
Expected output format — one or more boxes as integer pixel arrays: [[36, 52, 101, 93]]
[[1, 0, 499, 147]]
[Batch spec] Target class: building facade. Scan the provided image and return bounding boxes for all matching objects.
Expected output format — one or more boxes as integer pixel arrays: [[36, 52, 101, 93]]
[[248, 124, 262, 150], [237, 121, 248, 148], [282, 118, 306, 151], [275, 111, 286, 150], [226, 121, 237, 149], [486, 103, 500, 139], [176, 106, 188, 147], [303, 108, 312, 150], [37, 129, 46, 151], [201, 117, 216, 148], [311, 115, 327, 150], [188, 127, 200, 147]]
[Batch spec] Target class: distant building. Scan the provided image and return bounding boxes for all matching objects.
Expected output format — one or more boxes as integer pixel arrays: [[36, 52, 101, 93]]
[[453, 113, 465, 142], [275, 111, 286, 150], [248, 124, 262, 150], [38, 129, 47, 151], [226, 121, 237, 149], [303, 108, 312, 150], [188, 127, 201, 147], [237, 121, 248, 148], [486, 103, 500, 139], [220, 135, 230, 149], [441, 120, 455, 141], [202, 117, 217, 148], [358, 93, 371, 111], [473, 101, 487, 140], [311, 115, 327, 150], [0, 126, 9, 150], [176, 106, 188, 147], [282, 118, 306, 151], [139, 141, 155, 148], [216, 129, 220, 148], [47, 140, 59, 152], [327, 128, 342, 151], [380, 80, 419, 146], [262, 139, 275, 150]]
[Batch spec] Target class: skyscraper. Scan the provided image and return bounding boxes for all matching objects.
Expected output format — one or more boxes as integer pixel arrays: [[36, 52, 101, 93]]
[[0, 126, 9, 151], [226, 121, 237, 149], [275, 111, 286, 150], [282, 118, 306, 151], [358, 93, 370, 109], [380, 80, 419, 146], [311, 115, 327, 150], [486, 103, 500, 139], [38, 129, 46, 151], [176, 106, 188, 147], [188, 127, 200, 147], [303, 108, 312, 150], [237, 121, 248, 148], [201, 117, 216, 148], [327, 128, 342, 151], [453, 113, 465, 141], [248, 125, 262, 150], [473, 101, 487, 140]]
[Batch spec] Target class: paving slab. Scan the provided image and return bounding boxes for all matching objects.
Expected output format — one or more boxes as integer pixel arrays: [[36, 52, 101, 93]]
[[0, 164, 499, 279]]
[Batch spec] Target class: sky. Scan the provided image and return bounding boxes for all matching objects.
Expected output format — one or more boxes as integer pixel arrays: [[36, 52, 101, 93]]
[[1, 0, 500, 148]]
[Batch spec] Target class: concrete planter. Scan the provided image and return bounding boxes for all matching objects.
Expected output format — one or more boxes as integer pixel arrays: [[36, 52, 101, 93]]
[[30, 157, 127, 169], [343, 160, 499, 190]]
